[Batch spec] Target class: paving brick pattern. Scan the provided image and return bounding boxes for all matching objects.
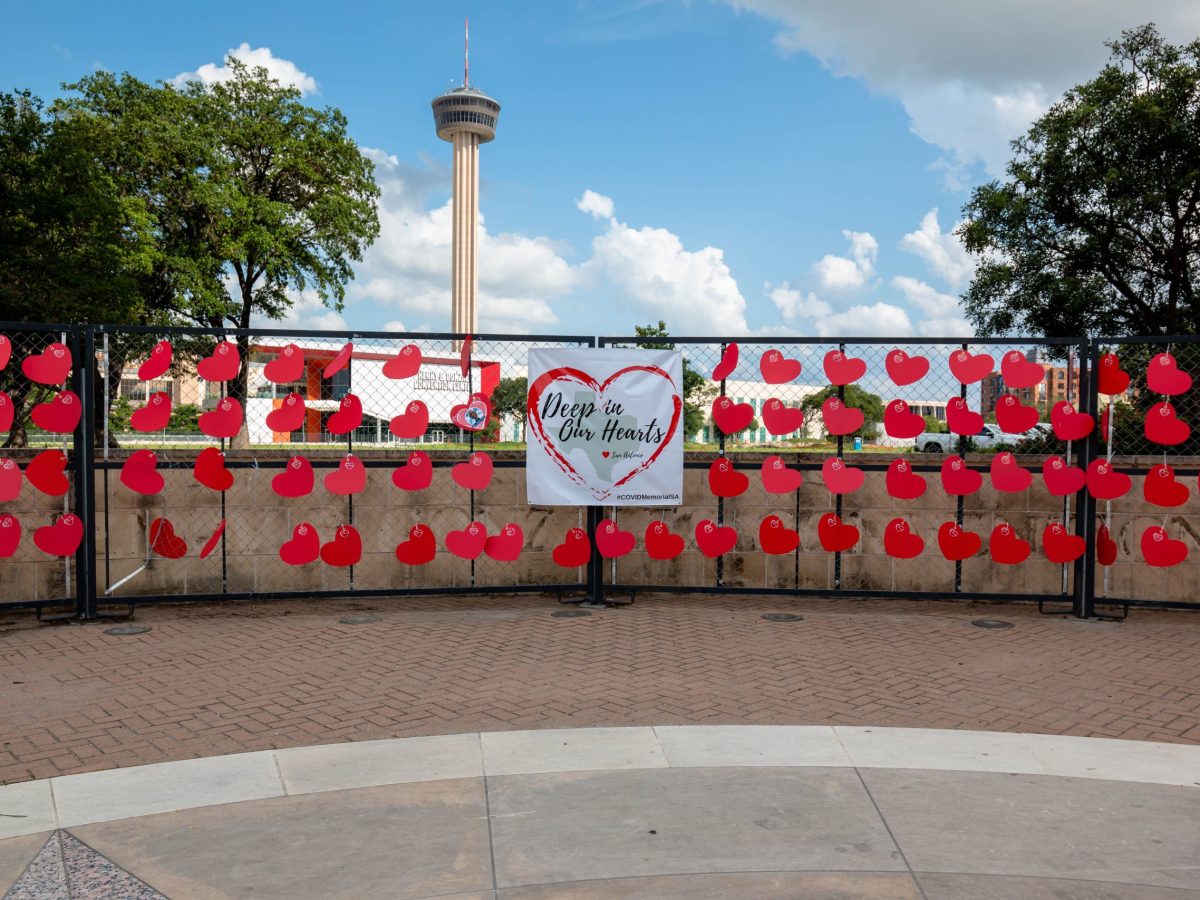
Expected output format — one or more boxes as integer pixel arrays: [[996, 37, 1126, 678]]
[[1, 595, 1199, 784]]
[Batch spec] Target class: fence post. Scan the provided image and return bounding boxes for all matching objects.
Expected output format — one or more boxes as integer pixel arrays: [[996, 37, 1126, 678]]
[[584, 335, 605, 604], [74, 326, 98, 620], [1072, 337, 1100, 619]]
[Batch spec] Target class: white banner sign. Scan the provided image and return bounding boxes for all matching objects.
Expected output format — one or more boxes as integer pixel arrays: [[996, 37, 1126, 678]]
[[526, 348, 684, 506]]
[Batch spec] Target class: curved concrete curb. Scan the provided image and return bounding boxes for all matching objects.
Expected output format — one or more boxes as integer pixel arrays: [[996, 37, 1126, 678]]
[[2, 725, 1197, 838]]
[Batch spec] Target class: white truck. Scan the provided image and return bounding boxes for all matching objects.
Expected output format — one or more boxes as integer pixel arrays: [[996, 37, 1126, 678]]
[[914, 423, 1008, 453]]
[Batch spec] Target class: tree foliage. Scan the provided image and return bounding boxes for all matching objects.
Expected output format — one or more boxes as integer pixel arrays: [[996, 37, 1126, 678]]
[[633, 321, 716, 438], [491, 376, 528, 425], [800, 384, 885, 441]]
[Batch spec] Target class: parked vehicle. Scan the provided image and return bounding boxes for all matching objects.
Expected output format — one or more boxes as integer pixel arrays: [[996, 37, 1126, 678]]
[[914, 423, 1007, 453]]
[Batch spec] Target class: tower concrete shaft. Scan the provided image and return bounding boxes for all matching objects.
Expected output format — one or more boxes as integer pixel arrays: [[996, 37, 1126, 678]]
[[450, 131, 480, 336]]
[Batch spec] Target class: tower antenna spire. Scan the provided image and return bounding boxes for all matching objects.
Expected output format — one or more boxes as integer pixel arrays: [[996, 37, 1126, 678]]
[[464, 17, 469, 87]]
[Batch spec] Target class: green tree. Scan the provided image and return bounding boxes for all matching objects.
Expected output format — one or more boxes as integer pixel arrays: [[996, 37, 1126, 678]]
[[800, 385, 885, 441], [922, 414, 949, 434], [633, 321, 716, 438], [491, 377, 528, 425]]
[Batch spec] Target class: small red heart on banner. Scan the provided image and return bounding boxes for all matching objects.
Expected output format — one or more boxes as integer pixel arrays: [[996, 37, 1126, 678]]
[[1098, 353, 1129, 395], [325, 454, 366, 495], [1086, 459, 1130, 500], [459, 334, 473, 378], [0, 458, 21, 502], [708, 457, 748, 497], [446, 521, 489, 560], [320, 525, 363, 567], [760, 349, 802, 384], [382, 344, 422, 379], [946, 397, 983, 435], [0, 391, 12, 432], [326, 393, 363, 435], [937, 522, 980, 561], [149, 517, 188, 559], [1147, 352, 1192, 395], [452, 451, 493, 491], [711, 396, 753, 434], [1144, 401, 1190, 445], [884, 517, 924, 559], [390, 400, 430, 438], [885, 349, 929, 386], [26, 449, 69, 496], [263, 344, 305, 384], [272, 455, 314, 498], [0, 514, 20, 558], [324, 343, 353, 379], [120, 449, 164, 495], [1141, 526, 1188, 567], [712, 343, 738, 381], [821, 396, 864, 436], [644, 521, 685, 560], [395, 524, 436, 565], [999, 349, 1044, 389], [198, 397, 244, 439], [484, 523, 523, 562], [130, 392, 172, 432], [196, 341, 240, 382], [1097, 524, 1117, 566], [823, 349, 867, 385], [265, 393, 306, 433], [940, 455, 982, 496], [450, 393, 491, 432], [761, 455, 803, 493], [34, 513, 82, 556], [21, 343, 72, 385], [989, 523, 1030, 564], [1050, 401, 1093, 441], [995, 394, 1039, 433], [30, 390, 80, 433], [393, 450, 434, 491], [1144, 464, 1189, 507], [817, 512, 859, 552], [759, 515, 800, 555], [552, 527, 591, 567], [761, 398, 803, 435], [1042, 456, 1085, 496], [1042, 522, 1084, 563], [886, 458, 926, 499], [199, 519, 226, 559], [595, 518, 636, 558], [948, 348, 994, 385], [193, 447, 233, 492], [280, 522, 320, 565], [137, 340, 173, 381], [694, 519, 738, 558], [821, 456, 864, 494], [883, 399, 924, 439], [990, 452, 1032, 493], [0, 335, 10, 371]]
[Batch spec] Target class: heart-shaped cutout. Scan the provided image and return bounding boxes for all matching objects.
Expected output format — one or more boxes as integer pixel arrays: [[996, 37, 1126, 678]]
[[823, 349, 866, 385], [821, 396, 864, 436], [1098, 353, 1129, 395], [940, 456, 982, 496], [694, 519, 738, 558], [1086, 459, 1130, 500], [0, 513, 21, 558], [946, 397, 983, 435], [712, 343, 738, 381], [395, 524, 436, 565], [990, 452, 1032, 493], [817, 513, 858, 552], [137, 340, 173, 381], [325, 454, 366, 495], [995, 394, 1039, 433], [595, 518, 636, 558], [712, 396, 753, 434], [1042, 522, 1084, 564], [759, 515, 800, 554], [884, 517, 924, 559], [280, 523, 320, 565], [323, 343, 353, 379], [459, 335, 473, 377], [130, 392, 172, 432], [326, 393, 363, 435], [196, 341, 240, 382], [390, 400, 429, 439], [21, 343, 72, 385], [1144, 401, 1190, 446], [0, 391, 12, 433], [194, 447, 234, 492], [198, 397, 244, 439], [1147, 353, 1192, 395], [1042, 456, 1084, 496], [320, 524, 362, 567], [989, 523, 1030, 565], [263, 344, 305, 384], [1141, 526, 1188, 567], [885, 349, 929, 386], [644, 521, 685, 560], [265, 393, 307, 433], [120, 449, 164, 495], [272, 455, 314, 498], [937, 522, 980, 561], [552, 527, 591, 567], [484, 523, 523, 562], [883, 399, 924, 439], [452, 451, 493, 491], [1097, 524, 1118, 566], [1099, 406, 1112, 442], [199, 519, 226, 559], [149, 517, 188, 559], [393, 451, 434, 491], [948, 348, 994, 385], [0, 458, 21, 502], [1144, 464, 1190, 507], [25, 449, 69, 496], [760, 349, 802, 384], [999, 349, 1044, 389], [446, 521, 488, 560], [450, 393, 491, 432], [1050, 401, 1093, 441], [30, 390, 81, 433], [0, 335, 10, 371], [382, 344, 422, 379], [34, 513, 82, 556], [821, 456, 864, 494], [885, 458, 926, 500], [761, 455, 803, 493], [761, 398, 803, 435], [708, 457, 748, 497]]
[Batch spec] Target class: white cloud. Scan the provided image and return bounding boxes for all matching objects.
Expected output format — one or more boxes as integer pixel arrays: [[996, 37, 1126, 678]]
[[174, 43, 319, 95], [576, 189, 615, 220], [768, 282, 832, 321], [899, 209, 976, 289], [254, 289, 347, 332], [813, 229, 877, 291], [890, 275, 973, 336], [815, 302, 913, 338]]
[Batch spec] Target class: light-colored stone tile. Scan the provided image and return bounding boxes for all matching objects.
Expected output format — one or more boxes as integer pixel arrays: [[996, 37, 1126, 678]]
[[0, 831, 53, 893], [836, 727, 1045, 775], [276, 734, 482, 795], [0, 780, 56, 839], [481, 727, 667, 776], [656, 725, 850, 768], [498, 871, 922, 899], [1024, 733, 1200, 786]]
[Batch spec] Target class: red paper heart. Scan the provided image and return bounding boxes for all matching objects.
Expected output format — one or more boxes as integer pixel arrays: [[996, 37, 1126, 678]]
[[325, 454, 366, 495], [694, 519, 737, 558], [937, 522, 980, 561], [760, 349, 802, 384], [1141, 526, 1188, 567], [1147, 353, 1192, 395], [30, 390, 80, 433], [761, 398, 803, 435], [0, 514, 20, 558], [1050, 401, 1093, 441], [21, 343, 72, 385], [595, 518, 636, 558], [1144, 464, 1189, 507], [712, 343, 738, 381], [1144, 401, 1190, 446], [326, 393, 363, 435], [999, 349, 1044, 389], [198, 397, 244, 439], [552, 527, 591, 567], [265, 393, 307, 433], [708, 457, 748, 497], [0, 458, 21, 502], [940, 455, 982, 496], [459, 335, 473, 377], [26, 449, 69, 496], [821, 396, 864, 436], [194, 447, 234, 492], [821, 456, 864, 494], [200, 519, 226, 559], [395, 524, 436, 565], [948, 348, 994, 385], [1042, 522, 1084, 564], [446, 521, 488, 560], [0, 335, 10, 371], [149, 517, 188, 559], [946, 397, 983, 435], [272, 455, 314, 498], [817, 512, 858, 552], [130, 392, 172, 432], [644, 521, 685, 560], [1042, 456, 1085, 496], [883, 399, 924, 439], [390, 400, 429, 438], [34, 513, 82, 556], [884, 517, 924, 559], [1097, 524, 1117, 566], [1097, 353, 1129, 395], [989, 523, 1031, 564], [995, 394, 1039, 433], [120, 449, 164, 495], [196, 341, 240, 382], [452, 451, 493, 491], [137, 340, 173, 381], [885, 458, 926, 500], [759, 515, 800, 554], [990, 452, 1032, 493], [393, 451, 434, 491], [484, 523, 523, 562], [263, 344, 305, 384], [0, 391, 12, 432], [712, 396, 754, 434], [323, 343, 353, 379], [382, 344, 423, 379], [1099, 406, 1112, 442], [885, 349, 929, 386], [280, 522, 320, 565], [1086, 459, 1131, 500], [823, 349, 866, 386], [450, 393, 491, 432], [320, 524, 362, 567], [761, 455, 803, 493]]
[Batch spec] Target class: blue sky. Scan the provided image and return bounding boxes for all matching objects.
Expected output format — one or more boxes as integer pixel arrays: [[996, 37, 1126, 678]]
[[4, 1, 1199, 337]]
